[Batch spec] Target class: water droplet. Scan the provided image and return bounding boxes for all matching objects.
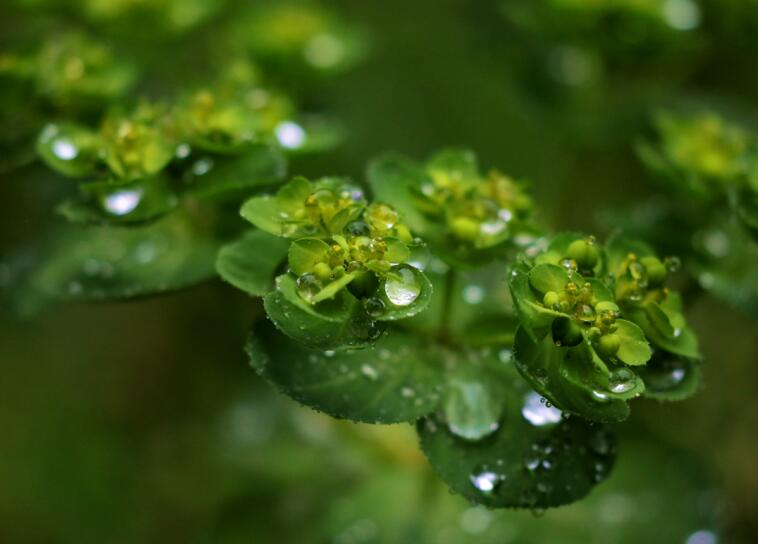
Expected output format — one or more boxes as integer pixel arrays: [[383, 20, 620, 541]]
[[103, 189, 142, 216], [304, 33, 345, 68], [363, 297, 385, 317], [665, 256, 681, 272], [67, 281, 83, 296], [685, 530, 717, 544], [275, 121, 306, 149], [521, 392, 562, 426], [462, 285, 484, 305], [384, 267, 420, 306], [296, 273, 321, 302], [469, 468, 501, 495], [498, 348, 513, 363], [459, 506, 492, 535], [591, 390, 609, 402], [524, 451, 541, 471], [52, 138, 78, 160], [589, 430, 613, 456], [663, 0, 701, 31], [191, 157, 214, 176], [134, 242, 157, 264], [608, 368, 638, 394], [644, 357, 689, 391], [175, 143, 191, 158]]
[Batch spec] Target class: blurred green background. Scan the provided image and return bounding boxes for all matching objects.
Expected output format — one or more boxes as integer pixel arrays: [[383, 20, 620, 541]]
[[1, 0, 757, 542]]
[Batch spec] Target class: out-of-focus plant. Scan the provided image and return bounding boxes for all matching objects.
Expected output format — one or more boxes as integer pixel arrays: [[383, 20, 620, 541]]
[[611, 110, 758, 319]]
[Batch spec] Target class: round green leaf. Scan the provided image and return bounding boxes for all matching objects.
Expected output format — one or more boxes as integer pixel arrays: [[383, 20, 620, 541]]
[[528, 263, 568, 294], [614, 319, 652, 366], [419, 363, 617, 509], [288, 238, 330, 276], [184, 144, 286, 198], [246, 323, 443, 423], [215, 229, 289, 296], [239, 195, 281, 235], [3, 209, 220, 312]]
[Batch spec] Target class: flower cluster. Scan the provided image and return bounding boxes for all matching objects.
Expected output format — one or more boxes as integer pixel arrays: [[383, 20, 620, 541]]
[[510, 233, 700, 421], [418, 151, 533, 249], [241, 177, 430, 318]]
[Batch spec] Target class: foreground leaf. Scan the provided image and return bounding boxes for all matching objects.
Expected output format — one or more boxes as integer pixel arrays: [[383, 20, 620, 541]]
[[419, 362, 616, 509], [246, 322, 443, 423], [216, 230, 289, 296]]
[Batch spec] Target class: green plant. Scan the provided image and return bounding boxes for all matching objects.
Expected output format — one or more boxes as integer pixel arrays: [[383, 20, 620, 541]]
[[209, 148, 702, 509], [0, 0, 714, 518]]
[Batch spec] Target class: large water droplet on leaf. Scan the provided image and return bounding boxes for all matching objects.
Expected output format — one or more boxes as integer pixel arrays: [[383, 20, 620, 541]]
[[384, 267, 420, 306], [608, 368, 638, 394], [445, 377, 501, 441]]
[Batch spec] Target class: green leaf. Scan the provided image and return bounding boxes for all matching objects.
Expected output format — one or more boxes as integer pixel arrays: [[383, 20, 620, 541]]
[[215, 229, 289, 296], [587, 277, 614, 302], [528, 263, 568, 294], [2, 209, 221, 313], [513, 327, 630, 422], [605, 232, 655, 273], [638, 351, 702, 402], [614, 319, 652, 366], [239, 195, 281, 235], [627, 307, 701, 360], [733, 186, 758, 240], [311, 272, 356, 303], [645, 300, 675, 338], [376, 265, 433, 321], [419, 362, 617, 509], [366, 153, 434, 237], [58, 177, 179, 226], [263, 274, 379, 349], [36, 122, 101, 178], [509, 265, 564, 341], [288, 238, 330, 275], [426, 148, 479, 181], [184, 144, 286, 198], [246, 322, 442, 423], [383, 238, 411, 263]]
